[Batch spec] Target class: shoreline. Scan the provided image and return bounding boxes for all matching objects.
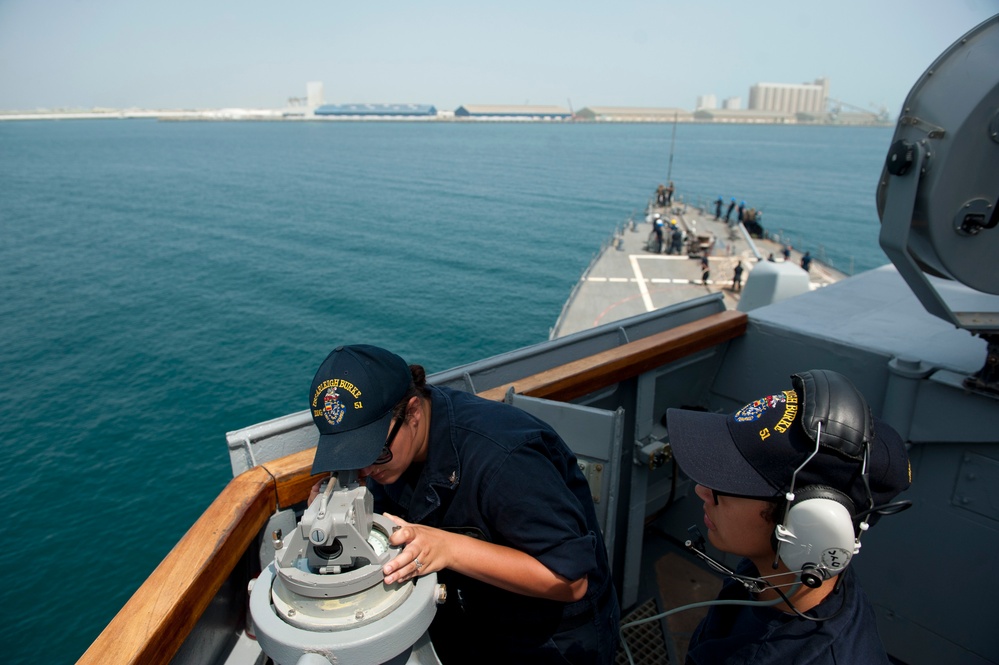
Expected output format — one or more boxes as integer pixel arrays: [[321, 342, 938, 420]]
[[0, 109, 893, 126]]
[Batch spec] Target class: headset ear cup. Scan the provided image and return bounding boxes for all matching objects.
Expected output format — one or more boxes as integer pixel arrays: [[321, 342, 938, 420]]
[[790, 485, 856, 515], [775, 486, 857, 584]]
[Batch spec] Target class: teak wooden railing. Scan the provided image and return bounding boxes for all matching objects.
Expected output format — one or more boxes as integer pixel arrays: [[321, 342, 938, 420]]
[[78, 310, 746, 665]]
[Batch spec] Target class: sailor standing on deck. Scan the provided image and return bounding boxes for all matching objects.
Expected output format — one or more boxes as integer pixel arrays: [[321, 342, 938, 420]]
[[653, 218, 666, 254], [656, 184, 668, 206], [669, 220, 683, 255], [308, 345, 620, 664]]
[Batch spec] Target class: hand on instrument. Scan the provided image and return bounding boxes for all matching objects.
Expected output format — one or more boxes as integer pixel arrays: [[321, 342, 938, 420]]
[[381, 513, 454, 585]]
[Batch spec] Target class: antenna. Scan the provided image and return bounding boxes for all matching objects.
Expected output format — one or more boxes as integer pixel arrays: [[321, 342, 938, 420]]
[[666, 112, 677, 183]]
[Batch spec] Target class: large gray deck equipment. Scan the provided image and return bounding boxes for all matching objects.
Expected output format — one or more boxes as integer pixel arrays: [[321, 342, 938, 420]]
[[877, 13, 999, 393], [249, 471, 444, 665]]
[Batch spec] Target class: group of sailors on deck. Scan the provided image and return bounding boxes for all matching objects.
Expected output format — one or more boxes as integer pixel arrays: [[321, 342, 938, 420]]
[[648, 212, 685, 255]]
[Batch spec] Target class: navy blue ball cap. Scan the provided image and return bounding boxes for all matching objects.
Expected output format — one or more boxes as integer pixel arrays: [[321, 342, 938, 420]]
[[666, 383, 911, 510], [309, 344, 411, 474]]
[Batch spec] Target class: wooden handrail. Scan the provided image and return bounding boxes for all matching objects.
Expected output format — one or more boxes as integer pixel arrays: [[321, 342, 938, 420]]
[[478, 310, 747, 402], [78, 308, 746, 663], [265, 447, 322, 508]]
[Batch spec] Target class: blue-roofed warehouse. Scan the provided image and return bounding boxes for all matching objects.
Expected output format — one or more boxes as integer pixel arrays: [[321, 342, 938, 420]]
[[314, 103, 437, 117]]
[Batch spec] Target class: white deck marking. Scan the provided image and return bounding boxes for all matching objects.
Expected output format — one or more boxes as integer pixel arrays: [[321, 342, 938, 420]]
[[583, 253, 726, 304], [628, 254, 655, 311], [630, 254, 692, 260], [585, 277, 704, 284]]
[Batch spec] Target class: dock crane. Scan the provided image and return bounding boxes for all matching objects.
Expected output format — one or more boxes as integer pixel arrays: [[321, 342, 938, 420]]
[[828, 98, 891, 123]]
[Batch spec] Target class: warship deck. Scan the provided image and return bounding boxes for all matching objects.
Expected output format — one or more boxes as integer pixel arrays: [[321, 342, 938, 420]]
[[552, 199, 846, 338]]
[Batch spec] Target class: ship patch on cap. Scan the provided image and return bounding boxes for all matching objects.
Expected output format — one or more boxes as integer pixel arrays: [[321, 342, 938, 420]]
[[309, 344, 412, 473], [312, 378, 364, 429], [733, 390, 799, 443]]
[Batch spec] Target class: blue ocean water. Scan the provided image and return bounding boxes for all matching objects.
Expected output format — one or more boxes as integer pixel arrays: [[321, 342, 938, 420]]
[[0, 119, 893, 663]]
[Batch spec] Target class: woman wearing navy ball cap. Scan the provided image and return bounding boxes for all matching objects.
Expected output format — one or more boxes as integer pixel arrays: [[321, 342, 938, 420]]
[[308, 344, 620, 664]]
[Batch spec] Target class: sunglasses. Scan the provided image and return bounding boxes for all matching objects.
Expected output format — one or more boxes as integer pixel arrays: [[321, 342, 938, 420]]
[[373, 414, 405, 465], [710, 488, 782, 505]]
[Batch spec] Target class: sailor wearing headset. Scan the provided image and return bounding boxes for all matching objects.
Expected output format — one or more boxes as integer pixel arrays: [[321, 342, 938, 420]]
[[664, 370, 912, 665]]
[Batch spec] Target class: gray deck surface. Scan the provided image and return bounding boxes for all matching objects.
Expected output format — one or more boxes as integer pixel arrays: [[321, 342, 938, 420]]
[[552, 199, 844, 338]]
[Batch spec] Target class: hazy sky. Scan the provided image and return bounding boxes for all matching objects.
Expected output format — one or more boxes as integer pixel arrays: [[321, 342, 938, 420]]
[[1, 0, 996, 112]]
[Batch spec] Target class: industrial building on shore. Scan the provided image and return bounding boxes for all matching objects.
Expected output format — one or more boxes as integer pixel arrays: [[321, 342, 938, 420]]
[[749, 77, 830, 114], [1, 78, 892, 125]]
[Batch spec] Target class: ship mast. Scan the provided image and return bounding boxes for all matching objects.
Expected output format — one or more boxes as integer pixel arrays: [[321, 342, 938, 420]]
[[666, 111, 677, 183]]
